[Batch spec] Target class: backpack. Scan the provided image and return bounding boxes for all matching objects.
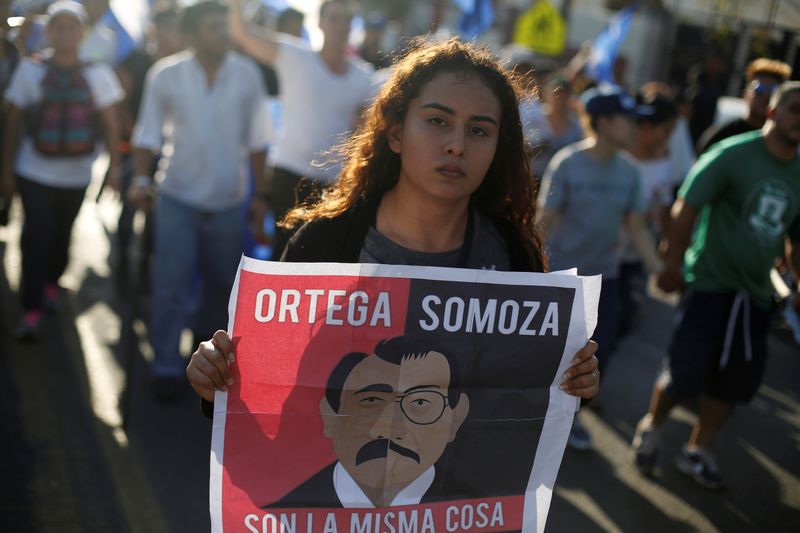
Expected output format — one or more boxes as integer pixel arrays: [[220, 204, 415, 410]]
[[29, 61, 99, 158]]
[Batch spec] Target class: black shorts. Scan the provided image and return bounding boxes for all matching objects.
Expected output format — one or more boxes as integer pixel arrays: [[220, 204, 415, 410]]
[[659, 289, 773, 404]]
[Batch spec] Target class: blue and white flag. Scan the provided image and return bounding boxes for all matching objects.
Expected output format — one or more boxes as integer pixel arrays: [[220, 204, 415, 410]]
[[454, 0, 494, 39], [585, 5, 637, 85], [105, 0, 151, 63]]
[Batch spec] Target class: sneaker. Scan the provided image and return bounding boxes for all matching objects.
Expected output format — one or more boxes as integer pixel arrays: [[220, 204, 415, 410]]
[[14, 310, 43, 342], [674, 446, 725, 490], [631, 415, 662, 475], [567, 417, 592, 450]]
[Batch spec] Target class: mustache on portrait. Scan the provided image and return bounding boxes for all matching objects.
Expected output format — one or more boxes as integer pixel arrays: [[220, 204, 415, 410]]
[[355, 438, 421, 465]]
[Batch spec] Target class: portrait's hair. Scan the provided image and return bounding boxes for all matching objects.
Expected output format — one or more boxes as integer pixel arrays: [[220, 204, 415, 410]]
[[746, 58, 792, 83], [283, 37, 546, 270], [180, 0, 226, 34], [770, 81, 800, 109], [324, 336, 463, 413]]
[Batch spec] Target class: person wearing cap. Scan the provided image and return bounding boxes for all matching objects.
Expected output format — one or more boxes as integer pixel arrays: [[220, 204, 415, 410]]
[[1, 0, 123, 340], [537, 85, 663, 450], [618, 92, 681, 337], [696, 58, 792, 155], [632, 81, 800, 490]]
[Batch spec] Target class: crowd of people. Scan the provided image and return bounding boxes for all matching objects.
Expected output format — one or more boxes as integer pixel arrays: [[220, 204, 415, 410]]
[[1, 0, 799, 499]]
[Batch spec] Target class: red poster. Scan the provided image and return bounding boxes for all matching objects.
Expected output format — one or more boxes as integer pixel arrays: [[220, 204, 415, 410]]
[[210, 259, 599, 533]]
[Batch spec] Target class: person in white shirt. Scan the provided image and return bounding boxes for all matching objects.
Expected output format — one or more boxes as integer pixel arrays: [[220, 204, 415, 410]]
[[228, 0, 375, 259], [130, 0, 269, 401], [1, 0, 123, 340]]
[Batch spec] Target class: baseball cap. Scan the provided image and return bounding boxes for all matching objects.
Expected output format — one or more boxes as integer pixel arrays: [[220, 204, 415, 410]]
[[581, 86, 650, 118], [46, 0, 88, 24]]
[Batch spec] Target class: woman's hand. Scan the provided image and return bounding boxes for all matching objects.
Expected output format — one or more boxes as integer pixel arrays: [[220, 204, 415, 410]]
[[560, 340, 599, 399], [187, 330, 236, 402]]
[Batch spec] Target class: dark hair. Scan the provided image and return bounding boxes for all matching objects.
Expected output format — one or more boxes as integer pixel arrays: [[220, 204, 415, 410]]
[[284, 37, 547, 270], [637, 93, 678, 126], [277, 7, 304, 32], [180, 0, 226, 34], [324, 336, 463, 413], [153, 6, 180, 28]]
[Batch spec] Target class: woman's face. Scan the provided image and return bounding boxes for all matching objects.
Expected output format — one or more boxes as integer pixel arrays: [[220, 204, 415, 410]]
[[46, 14, 85, 54], [388, 72, 502, 206]]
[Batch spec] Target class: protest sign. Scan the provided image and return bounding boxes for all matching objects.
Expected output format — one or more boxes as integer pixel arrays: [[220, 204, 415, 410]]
[[210, 258, 599, 533]]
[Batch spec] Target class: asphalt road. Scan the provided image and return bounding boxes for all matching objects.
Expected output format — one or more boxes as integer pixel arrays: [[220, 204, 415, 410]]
[[1, 188, 798, 533]]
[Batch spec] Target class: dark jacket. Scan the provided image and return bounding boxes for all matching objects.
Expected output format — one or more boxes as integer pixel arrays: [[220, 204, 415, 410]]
[[281, 193, 544, 272]]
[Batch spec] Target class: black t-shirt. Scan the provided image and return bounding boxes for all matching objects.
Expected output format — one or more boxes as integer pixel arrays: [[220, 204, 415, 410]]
[[359, 210, 511, 271]]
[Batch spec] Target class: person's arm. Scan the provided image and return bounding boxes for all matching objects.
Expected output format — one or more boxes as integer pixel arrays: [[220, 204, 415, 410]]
[[99, 104, 122, 191], [535, 150, 570, 240], [129, 62, 166, 209], [250, 150, 268, 197], [560, 340, 600, 399], [229, 0, 280, 66], [625, 211, 664, 275], [188, 330, 236, 404], [535, 207, 562, 241], [1, 103, 23, 201], [127, 147, 156, 210], [657, 198, 699, 292]]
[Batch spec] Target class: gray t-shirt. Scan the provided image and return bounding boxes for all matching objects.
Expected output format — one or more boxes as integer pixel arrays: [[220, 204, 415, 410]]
[[359, 210, 511, 270], [538, 140, 644, 278]]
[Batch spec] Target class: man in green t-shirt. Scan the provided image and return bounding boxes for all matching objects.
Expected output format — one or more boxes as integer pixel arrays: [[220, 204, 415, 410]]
[[631, 82, 800, 490]]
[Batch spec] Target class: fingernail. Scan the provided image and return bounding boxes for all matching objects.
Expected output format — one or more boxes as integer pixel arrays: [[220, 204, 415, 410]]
[[226, 378, 234, 386], [560, 384, 568, 391], [563, 372, 572, 380]]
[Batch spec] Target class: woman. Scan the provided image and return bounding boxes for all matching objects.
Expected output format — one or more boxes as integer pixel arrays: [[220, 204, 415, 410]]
[[187, 38, 599, 407]]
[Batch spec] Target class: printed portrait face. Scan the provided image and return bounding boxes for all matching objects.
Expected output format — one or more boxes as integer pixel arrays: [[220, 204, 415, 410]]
[[320, 350, 469, 498]]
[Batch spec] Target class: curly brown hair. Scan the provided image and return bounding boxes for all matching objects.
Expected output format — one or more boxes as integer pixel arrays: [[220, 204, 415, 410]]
[[283, 37, 547, 270]]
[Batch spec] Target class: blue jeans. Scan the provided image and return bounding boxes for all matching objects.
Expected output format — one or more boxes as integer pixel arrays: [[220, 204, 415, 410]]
[[150, 194, 243, 377]]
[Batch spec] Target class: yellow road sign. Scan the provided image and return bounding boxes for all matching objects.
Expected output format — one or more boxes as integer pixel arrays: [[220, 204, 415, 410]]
[[513, 1, 567, 57]]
